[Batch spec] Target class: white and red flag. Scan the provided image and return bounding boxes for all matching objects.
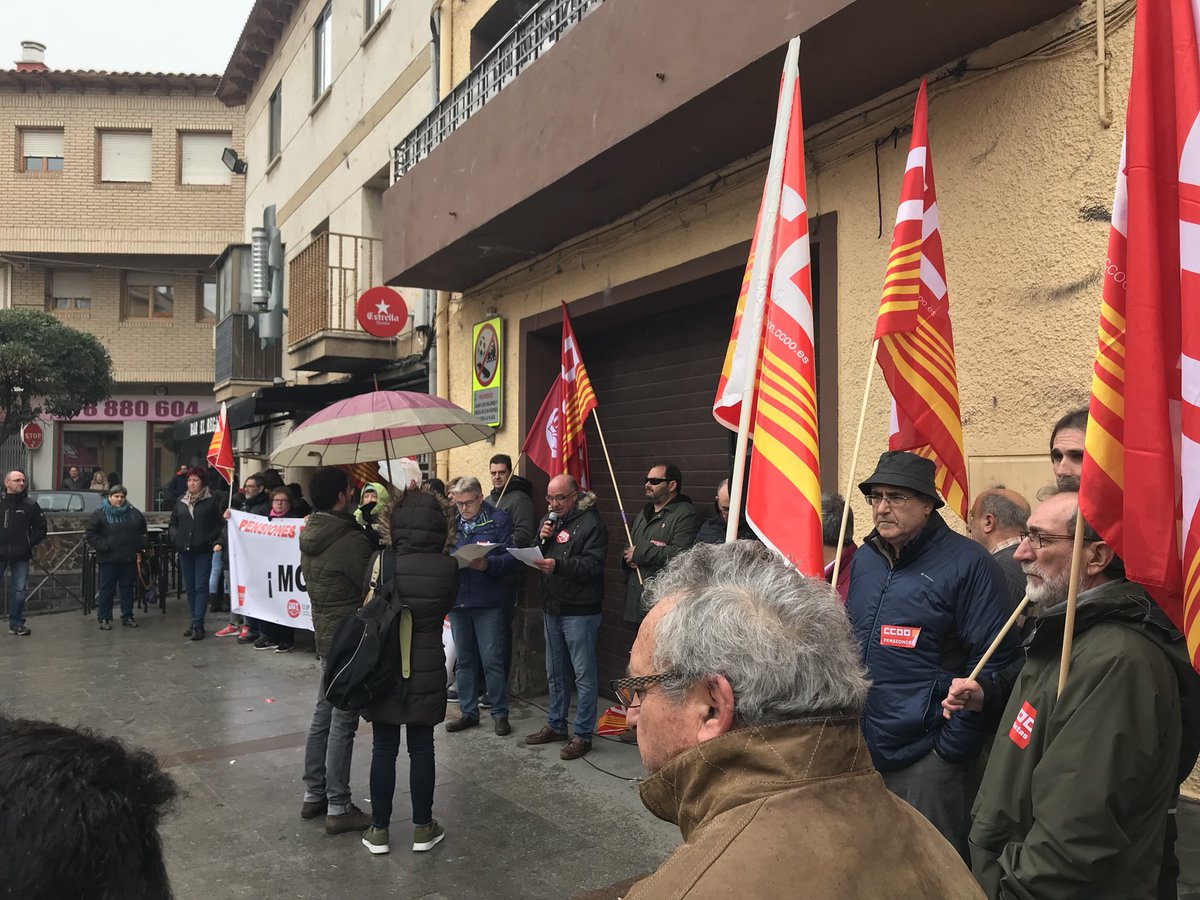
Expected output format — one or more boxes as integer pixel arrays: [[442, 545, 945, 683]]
[[874, 81, 969, 522], [1080, 0, 1200, 668], [206, 401, 234, 485], [713, 39, 823, 575]]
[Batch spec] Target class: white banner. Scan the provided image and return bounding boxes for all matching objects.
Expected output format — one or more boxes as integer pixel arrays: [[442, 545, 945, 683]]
[[227, 510, 313, 631]]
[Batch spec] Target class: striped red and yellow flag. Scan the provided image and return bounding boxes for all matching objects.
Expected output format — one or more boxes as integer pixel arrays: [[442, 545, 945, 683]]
[[712, 40, 823, 575], [560, 303, 596, 489], [340, 461, 381, 490], [874, 81, 968, 521], [1081, 0, 1199, 668]]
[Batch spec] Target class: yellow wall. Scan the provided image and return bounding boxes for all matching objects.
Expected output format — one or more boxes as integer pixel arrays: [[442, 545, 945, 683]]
[[439, 4, 1126, 530]]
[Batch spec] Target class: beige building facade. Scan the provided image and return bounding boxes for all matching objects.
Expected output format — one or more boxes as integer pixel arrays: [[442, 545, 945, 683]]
[[383, 0, 1125, 681], [0, 42, 244, 508]]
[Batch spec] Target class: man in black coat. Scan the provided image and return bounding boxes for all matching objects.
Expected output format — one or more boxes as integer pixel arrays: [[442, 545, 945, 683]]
[[0, 470, 48, 636]]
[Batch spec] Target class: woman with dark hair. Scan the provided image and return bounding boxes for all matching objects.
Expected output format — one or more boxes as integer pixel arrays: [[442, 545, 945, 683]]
[[253, 487, 297, 653], [84, 484, 147, 630], [360, 488, 458, 856], [168, 467, 224, 641]]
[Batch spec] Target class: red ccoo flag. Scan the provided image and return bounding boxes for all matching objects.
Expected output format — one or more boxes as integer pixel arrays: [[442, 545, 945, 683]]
[[1080, 0, 1200, 667], [522, 305, 595, 486], [874, 81, 969, 521], [713, 39, 823, 575], [523, 375, 566, 479], [206, 401, 234, 485]]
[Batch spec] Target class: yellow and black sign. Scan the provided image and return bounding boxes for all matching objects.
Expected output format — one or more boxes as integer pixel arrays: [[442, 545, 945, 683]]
[[471, 315, 503, 428]]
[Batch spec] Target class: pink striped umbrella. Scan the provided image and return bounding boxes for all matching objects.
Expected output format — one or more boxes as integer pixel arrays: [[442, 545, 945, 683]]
[[270, 390, 493, 467]]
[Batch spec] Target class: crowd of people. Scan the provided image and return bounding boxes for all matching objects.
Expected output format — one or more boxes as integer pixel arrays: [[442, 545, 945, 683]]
[[2, 406, 1197, 897]]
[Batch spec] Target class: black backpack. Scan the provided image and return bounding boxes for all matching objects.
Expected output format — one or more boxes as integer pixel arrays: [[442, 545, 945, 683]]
[[322, 550, 412, 712]]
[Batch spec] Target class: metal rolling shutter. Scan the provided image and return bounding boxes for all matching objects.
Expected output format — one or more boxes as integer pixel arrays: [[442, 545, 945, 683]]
[[181, 133, 232, 185], [22, 129, 63, 158], [100, 131, 152, 183]]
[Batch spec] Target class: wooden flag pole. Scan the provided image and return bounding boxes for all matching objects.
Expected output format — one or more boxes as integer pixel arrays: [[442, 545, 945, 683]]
[[967, 595, 1029, 682], [726, 36, 801, 544], [830, 339, 881, 587], [496, 452, 524, 503], [1056, 506, 1088, 697], [590, 411, 642, 584]]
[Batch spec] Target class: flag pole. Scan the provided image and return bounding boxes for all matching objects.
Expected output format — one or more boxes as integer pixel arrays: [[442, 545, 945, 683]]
[[830, 339, 880, 586], [1056, 506, 1088, 697], [726, 36, 801, 544], [497, 452, 524, 503], [590, 410, 642, 585], [968, 595, 1029, 681]]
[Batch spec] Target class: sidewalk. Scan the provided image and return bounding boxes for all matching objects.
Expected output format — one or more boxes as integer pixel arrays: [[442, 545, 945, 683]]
[[0, 606, 677, 899]]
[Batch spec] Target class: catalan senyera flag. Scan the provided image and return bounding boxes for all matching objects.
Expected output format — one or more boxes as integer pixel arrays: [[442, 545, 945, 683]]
[[874, 81, 968, 522], [1080, 0, 1200, 668], [559, 303, 595, 489], [206, 401, 234, 485], [340, 461, 381, 490], [713, 39, 823, 575]]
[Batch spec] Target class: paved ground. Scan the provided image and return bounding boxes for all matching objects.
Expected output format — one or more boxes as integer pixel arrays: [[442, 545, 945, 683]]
[[0, 605, 677, 900]]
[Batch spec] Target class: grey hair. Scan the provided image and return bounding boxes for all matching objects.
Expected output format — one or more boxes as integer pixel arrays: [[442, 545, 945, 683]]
[[643, 541, 869, 726], [978, 491, 1029, 530], [820, 492, 851, 546], [449, 476, 482, 496]]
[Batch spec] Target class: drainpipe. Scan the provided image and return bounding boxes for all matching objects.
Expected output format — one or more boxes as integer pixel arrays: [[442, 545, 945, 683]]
[[429, 0, 452, 480], [1097, 0, 1111, 128]]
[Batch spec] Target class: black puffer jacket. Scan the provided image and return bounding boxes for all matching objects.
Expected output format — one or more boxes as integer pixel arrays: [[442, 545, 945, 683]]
[[0, 490, 47, 562], [85, 503, 147, 564], [540, 492, 609, 617], [363, 491, 458, 727], [168, 491, 224, 553]]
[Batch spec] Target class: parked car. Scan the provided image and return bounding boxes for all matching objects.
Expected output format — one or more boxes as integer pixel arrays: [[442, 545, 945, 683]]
[[30, 490, 104, 514]]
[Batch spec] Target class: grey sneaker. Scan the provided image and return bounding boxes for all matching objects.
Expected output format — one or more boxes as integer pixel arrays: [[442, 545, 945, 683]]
[[362, 825, 390, 855], [412, 819, 445, 852], [325, 804, 371, 835], [9, 624, 30, 636]]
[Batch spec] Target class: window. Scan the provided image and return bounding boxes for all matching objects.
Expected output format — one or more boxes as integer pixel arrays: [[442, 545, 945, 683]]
[[21, 129, 63, 172], [124, 272, 174, 320], [50, 270, 92, 310], [180, 132, 232, 185], [268, 83, 282, 162], [313, 3, 332, 100], [198, 276, 217, 322], [99, 131, 152, 183], [365, 0, 385, 30]]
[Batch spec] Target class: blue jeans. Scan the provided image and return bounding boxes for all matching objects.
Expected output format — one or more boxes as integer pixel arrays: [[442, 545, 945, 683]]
[[369, 722, 435, 828], [209, 548, 223, 595], [448, 605, 509, 719], [178, 551, 213, 630], [544, 612, 602, 740], [0, 559, 29, 628], [97, 561, 135, 622]]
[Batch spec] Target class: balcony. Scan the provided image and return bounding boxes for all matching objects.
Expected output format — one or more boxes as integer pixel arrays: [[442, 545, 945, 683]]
[[287, 233, 408, 374], [214, 312, 282, 404], [385, 0, 1079, 291]]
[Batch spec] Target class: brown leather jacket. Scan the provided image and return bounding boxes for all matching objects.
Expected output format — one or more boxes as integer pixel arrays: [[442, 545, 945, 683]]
[[627, 717, 984, 900]]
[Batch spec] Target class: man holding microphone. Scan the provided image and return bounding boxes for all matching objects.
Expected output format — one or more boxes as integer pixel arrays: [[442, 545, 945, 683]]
[[524, 474, 609, 761]]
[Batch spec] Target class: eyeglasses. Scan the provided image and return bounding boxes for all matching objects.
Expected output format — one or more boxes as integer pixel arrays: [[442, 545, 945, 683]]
[[866, 491, 916, 507], [645, 477, 668, 485], [1019, 529, 1085, 549], [453, 496, 482, 508], [611, 672, 676, 708], [545, 491, 577, 503]]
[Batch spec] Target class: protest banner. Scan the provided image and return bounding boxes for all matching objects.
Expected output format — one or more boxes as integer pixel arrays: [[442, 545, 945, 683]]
[[227, 510, 313, 631]]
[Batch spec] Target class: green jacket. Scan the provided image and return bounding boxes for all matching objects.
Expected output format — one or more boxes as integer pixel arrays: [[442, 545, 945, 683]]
[[298, 509, 375, 657], [969, 579, 1188, 899], [623, 494, 700, 622]]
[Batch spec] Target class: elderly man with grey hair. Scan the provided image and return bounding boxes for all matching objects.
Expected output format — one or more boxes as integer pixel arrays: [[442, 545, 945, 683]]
[[620, 541, 983, 899]]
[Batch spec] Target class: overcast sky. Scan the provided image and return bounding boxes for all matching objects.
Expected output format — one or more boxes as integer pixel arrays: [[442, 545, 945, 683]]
[[1, 0, 256, 75]]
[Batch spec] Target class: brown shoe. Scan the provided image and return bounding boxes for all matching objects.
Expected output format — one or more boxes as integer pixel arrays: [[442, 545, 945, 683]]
[[560, 737, 592, 760], [618, 726, 638, 744], [525, 725, 569, 745], [325, 804, 372, 835]]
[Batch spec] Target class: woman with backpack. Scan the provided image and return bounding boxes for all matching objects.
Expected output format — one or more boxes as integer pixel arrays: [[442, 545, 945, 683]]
[[360, 488, 458, 856], [168, 467, 224, 641]]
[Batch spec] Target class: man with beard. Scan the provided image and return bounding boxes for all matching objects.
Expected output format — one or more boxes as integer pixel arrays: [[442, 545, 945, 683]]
[[966, 490, 1189, 898], [622, 462, 699, 623], [1048, 408, 1086, 492]]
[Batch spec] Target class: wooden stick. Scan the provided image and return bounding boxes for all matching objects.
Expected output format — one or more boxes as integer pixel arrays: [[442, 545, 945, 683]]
[[1057, 506, 1088, 697], [496, 452, 524, 503], [590, 410, 642, 585], [967, 595, 1029, 681], [726, 37, 801, 544], [830, 339, 881, 587]]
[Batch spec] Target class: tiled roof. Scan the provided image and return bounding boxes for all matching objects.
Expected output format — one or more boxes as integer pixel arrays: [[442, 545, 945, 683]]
[[216, 0, 302, 107], [0, 69, 221, 95]]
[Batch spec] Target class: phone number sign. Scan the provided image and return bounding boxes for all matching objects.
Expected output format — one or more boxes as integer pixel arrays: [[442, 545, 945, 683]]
[[66, 396, 208, 423]]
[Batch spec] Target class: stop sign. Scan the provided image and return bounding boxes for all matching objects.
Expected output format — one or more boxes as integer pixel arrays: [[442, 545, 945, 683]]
[[20, 422, 43, 450]]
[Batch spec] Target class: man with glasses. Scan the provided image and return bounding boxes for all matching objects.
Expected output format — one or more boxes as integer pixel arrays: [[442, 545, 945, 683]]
[[693, 478, 754, 544], [444, 476, 516, 736], [616, 540, 982, 898], [622, 462, 699, 623], [845, 450, 1016, 861], [962, 490, 1188, 899], [524, 474, 608, 760]]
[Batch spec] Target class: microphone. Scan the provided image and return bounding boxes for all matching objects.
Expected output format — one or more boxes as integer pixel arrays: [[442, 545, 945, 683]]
[[540, 511, 560, 550]]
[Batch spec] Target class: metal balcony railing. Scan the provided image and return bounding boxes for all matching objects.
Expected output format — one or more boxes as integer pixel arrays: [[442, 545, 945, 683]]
[[215, 313, 282, 384], [394, 0, 606, 178], [287, 232, 383, 348]]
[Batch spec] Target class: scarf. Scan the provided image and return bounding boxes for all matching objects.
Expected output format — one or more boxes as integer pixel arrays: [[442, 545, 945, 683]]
[[183, 485, 212, 513], [102, 497, 134, 524]]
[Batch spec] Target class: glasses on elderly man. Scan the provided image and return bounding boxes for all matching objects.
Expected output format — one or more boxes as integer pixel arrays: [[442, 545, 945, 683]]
[[611, 672, 676, 708], [1018, 529, 1093, 549], [454, 495, 483, 508], [545, 490, 578, 503], [866, 490, 917, 507]]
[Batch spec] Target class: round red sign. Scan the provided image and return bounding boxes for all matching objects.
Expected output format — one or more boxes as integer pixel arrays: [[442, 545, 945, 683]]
[[287, 598, 302, 619], [20, 422, 43, 450], [355, 287, 408, 338]]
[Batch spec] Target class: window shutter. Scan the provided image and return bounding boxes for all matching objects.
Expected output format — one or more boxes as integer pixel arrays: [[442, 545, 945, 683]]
[[181, 133, 231, 185], [100, 132, 152, 182], [23, 130, 63, 158], [52, 271, 92, 298]]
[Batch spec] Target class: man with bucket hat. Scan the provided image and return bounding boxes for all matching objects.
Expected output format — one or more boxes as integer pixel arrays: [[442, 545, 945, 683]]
[[845, 450, 1018, 861]]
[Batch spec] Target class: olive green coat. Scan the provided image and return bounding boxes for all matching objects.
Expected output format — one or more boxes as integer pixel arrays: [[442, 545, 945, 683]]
[[298, 509, 375, 657]]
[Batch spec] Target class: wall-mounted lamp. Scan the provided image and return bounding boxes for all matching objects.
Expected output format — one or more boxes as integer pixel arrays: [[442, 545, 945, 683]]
[[222, 147, 248, 176], [414, 324, 434, 352]]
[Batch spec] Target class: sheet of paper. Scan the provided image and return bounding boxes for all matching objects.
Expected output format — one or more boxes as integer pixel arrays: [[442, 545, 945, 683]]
[[506, 546, 545, 568], [453, 542, 500, 568]]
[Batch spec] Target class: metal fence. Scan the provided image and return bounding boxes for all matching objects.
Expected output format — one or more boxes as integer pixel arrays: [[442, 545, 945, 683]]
[[394, 0, 606, 178]]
